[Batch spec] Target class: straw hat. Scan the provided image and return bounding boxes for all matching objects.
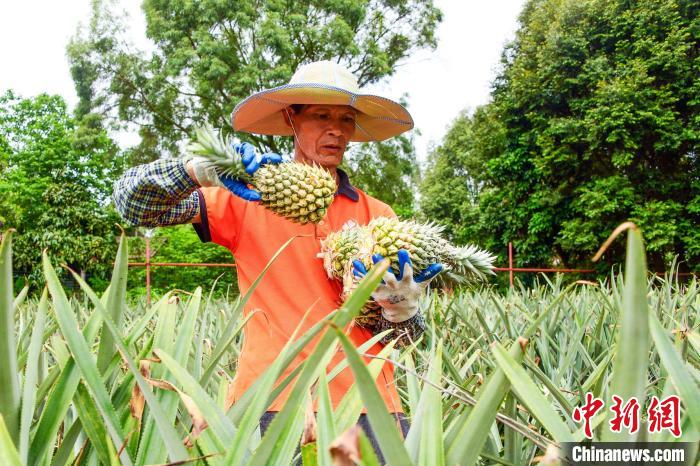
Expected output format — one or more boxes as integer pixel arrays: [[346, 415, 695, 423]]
[[231, 61, 413, 142]]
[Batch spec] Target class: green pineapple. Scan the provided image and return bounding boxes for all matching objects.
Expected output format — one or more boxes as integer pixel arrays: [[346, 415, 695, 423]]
[[319, 221, 374, 278], [366, 217, 497, 284], [187, 125, 336, 224]]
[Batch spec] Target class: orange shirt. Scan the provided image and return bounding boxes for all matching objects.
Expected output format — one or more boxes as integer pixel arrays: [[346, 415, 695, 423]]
[[193, 170, 402, 412]]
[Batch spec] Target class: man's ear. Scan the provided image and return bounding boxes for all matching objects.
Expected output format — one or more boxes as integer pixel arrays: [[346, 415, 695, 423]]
[[282, 107, 295, 128]]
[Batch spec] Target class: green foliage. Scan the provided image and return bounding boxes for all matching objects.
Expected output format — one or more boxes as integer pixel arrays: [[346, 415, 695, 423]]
[[419, 106, 504, 243], [421, 0, 700, 273], [67, 0, 442, 161], [343, 132, 419, 217], [126, 225, 237, 299], [0, 91, 124, 289], [68, 0, 439, 213]]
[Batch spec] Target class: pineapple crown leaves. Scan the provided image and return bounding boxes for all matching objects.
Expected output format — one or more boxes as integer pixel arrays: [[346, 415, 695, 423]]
[[446, 244, 498, 282], [186, 124, 250, 181]]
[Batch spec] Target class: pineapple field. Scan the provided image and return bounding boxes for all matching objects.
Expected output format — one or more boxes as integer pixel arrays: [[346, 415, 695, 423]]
[[1, 224, 698, 466]]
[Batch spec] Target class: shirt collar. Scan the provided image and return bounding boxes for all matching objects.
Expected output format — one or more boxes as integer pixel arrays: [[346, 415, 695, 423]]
[[336, 168, 359, 202]]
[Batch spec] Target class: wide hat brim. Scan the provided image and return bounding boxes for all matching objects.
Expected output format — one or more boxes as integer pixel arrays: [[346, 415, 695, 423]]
[[230, 83, 414, 142]]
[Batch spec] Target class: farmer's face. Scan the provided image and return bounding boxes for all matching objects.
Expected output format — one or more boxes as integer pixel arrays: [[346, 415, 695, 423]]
[[288, 104, 356, 169]]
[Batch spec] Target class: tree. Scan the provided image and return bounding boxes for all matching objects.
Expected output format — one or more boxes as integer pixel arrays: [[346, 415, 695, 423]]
[[68, 0, 439, 212], [67, 0, 442, 161], [0, 91, 123, 287], [420, 106, 505, 244], [343, 132, 419, 217], [422, 0, 699, 272]]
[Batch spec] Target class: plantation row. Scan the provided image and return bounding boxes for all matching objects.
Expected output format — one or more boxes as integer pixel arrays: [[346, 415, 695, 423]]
[[0, 227, 698, 465]]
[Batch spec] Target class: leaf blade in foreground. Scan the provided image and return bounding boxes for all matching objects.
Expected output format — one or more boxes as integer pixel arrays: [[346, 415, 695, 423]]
[[0, 231, 20, 444], [332, 326, 413, 466], [602, 227, 649, 442], [492, 341, 574, 443]]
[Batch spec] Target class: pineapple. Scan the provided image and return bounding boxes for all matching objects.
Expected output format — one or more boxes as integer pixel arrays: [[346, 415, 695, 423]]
[[319, 221, 374, 278], [319, 217, 497, 328], [187, 124, 336, 224], [320, 217, 497, 285], [319, 221, 384, 328], [366, 217, 497, 284]]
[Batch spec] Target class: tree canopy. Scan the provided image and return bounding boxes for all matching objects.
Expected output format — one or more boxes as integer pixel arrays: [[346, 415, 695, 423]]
[[421, 0, 700, 273], [0, 91, 124, 287], [68, 0, 441, 153], [68, 0, 440, 213]]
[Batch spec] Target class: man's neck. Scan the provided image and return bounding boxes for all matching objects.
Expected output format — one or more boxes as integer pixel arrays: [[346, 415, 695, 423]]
[[328, 167, 339, 186]]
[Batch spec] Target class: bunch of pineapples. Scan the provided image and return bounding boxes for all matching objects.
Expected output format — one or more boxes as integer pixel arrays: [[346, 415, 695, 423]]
[[187, 124, 336, 224], [319, 217, 497, 328]]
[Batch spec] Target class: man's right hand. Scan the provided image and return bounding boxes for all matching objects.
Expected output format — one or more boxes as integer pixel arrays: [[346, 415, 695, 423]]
[[186, 142, 282, 201]]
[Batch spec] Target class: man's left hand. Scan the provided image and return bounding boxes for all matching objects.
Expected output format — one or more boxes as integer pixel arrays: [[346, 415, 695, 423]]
[[352, 249, 443, 323]]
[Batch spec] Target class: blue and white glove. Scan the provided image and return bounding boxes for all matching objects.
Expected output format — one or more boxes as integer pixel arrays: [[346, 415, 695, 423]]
[[352, 249, 443, 323], [188, 142, 282, 201]]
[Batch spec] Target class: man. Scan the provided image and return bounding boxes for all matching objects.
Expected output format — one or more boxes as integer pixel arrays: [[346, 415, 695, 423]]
[[113, 60, 442, 459]]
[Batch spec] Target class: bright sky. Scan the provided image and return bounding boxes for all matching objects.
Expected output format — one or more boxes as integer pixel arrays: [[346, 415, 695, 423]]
[[0, 0, 524, 162]]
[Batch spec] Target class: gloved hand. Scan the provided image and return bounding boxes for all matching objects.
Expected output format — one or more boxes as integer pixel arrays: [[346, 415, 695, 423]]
[[352, 249, 443, 323], [187, 142, 282, 201]]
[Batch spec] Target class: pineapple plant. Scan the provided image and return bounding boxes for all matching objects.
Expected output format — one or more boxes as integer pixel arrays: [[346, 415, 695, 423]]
[[318, 217, 498, 327], [187, 124, 337, 224], [3, 224, 698, 466]]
